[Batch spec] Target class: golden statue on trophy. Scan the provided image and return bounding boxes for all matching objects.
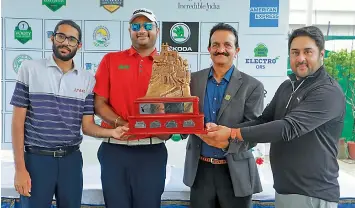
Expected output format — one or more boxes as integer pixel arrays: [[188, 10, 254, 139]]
[[145, 43, 191, 98]]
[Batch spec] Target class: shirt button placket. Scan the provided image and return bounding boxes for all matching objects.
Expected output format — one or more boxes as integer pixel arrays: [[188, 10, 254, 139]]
[[139, 59, 143, 73], [58, 73, 64, 95]]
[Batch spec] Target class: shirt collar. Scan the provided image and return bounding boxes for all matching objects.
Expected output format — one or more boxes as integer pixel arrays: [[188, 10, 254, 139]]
[[46, 54, 79, 74], [208, 65, 235, 82], [128, 46, 158, 60]]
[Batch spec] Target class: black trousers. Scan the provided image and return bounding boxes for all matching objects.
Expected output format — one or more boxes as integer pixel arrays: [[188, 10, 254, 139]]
[[20, 149, 83, 208], [190, 160, 252, 208], [98, 142, 167, 208]]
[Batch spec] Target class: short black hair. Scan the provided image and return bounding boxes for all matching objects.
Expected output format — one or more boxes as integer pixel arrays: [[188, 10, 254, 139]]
[[53, 20, 82, 42], [288, 26, 324, 52], [208, 23, 239, 48]]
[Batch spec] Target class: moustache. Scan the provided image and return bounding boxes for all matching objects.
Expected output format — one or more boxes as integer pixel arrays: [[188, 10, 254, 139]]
[[58, 45, 71, 52], [213, 52, 229, 56], [137, 31, 149, 36], [296, 61, 307, 67]]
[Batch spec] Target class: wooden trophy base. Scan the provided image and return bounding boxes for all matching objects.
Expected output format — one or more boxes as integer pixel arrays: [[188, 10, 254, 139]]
[[126, 96, 207, 135]]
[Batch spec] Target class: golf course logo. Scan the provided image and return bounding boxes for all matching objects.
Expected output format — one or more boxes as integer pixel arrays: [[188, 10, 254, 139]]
[[93, 26, 110, 47], [14, 21, 32, 44]]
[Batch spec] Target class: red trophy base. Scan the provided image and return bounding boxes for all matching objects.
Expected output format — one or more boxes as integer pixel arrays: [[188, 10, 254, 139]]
[[126, 96, 207, 135]]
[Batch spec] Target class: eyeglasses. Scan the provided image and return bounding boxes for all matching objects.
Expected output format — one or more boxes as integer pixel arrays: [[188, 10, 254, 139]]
[[54, 32, 80, 47], [131, 22, 153, 32]]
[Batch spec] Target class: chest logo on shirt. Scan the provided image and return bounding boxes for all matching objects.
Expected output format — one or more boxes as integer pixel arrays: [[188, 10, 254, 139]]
[[74, 88, 86, 93], [118, 64, 130, 70], [224, 94, 231, 101]]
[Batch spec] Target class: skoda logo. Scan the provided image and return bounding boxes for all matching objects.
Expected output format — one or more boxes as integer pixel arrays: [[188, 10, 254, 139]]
[[170, 23, 190, 44]]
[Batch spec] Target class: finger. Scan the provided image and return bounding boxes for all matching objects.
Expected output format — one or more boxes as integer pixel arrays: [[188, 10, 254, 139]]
[[207, 126, 220, 132], [28, 179, 32, 191], [14, 184, 19, 193], [116, 136, 126, 141], [206, 122, 217, 129], [19, 186, 25, 196], [121, 126, 129, 131], [119, 135, 131, 141], [23, 183, 31, 197]]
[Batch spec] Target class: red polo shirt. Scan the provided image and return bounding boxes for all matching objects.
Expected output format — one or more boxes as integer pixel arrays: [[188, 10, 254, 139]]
[[94, 46, 157, 140]]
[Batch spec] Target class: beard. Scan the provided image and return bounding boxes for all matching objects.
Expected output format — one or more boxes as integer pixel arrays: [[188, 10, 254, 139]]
[[52, 43, 77, 61], [294, 56, 322, 78], [131, 34, 156, 49]]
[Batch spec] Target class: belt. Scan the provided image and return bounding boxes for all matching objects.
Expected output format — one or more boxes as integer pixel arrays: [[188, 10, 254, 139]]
[[200, 156, 227, 165], [103, 137, 164, 146], [25, 145, 79, 157]]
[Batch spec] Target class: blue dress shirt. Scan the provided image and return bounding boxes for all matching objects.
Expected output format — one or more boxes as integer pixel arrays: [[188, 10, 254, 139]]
[[200, 65, 234, 159]]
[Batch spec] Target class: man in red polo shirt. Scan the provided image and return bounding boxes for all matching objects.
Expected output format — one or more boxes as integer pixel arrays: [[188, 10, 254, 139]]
[[93, 8, 170, 208]]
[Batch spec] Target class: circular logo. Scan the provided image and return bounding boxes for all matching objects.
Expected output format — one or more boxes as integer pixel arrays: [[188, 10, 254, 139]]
[[93, 26, 110, 47], [170, 23, 191, 44], [17, 21, 30, 31], [13, 54, 32, 74]]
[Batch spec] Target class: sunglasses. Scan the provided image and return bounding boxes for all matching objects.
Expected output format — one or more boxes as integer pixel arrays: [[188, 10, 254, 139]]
[[131, 22, 153, 31]]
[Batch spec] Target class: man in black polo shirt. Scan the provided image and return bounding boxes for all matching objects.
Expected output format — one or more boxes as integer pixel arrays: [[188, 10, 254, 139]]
[[205, 26, 346, 208]]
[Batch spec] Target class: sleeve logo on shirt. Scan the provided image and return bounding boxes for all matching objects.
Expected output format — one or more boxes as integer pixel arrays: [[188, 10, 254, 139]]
[[118, 64, 130, 70], [74, 88, 86, 93]]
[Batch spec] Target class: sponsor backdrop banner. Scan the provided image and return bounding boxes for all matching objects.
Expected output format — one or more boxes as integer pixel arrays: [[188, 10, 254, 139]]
[[1, 0, 289, 147]]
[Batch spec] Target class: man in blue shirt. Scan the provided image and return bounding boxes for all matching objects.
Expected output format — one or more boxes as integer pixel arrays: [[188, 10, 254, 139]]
[[183, 23, 265, 208], [202, 66, 234, 159]]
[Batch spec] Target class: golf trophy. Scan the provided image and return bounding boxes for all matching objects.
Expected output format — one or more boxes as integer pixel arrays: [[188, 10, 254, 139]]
[[126, 43, 206, 135]]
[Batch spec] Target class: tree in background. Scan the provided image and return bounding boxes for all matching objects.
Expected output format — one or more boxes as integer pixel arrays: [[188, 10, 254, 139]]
[[324, 49, 355, 141]]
